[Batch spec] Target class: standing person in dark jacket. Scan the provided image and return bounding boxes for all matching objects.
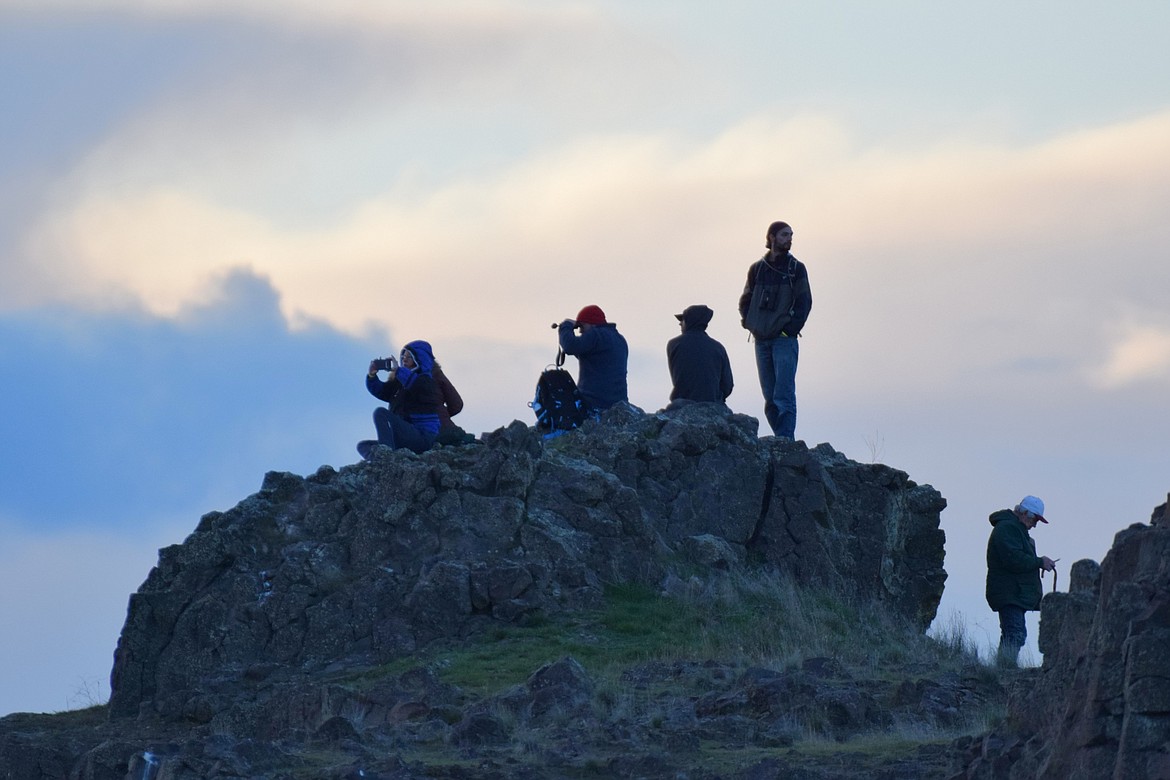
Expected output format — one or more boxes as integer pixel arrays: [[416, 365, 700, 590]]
[[558, 305, 628, 413], [666, 304, 733, 406], [739, 220, 812, 440], [985, 495, 1058, 668], [357, 339, 442, 458]]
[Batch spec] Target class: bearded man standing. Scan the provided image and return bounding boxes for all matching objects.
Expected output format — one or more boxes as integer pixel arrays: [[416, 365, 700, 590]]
[[738, 220, 812, 440]]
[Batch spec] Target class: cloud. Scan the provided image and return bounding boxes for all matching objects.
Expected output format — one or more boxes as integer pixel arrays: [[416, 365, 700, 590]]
[[1, 0, 665, 170], [11, 109, 1170, 394], [1094, 322, 1170, 388], [0, 266, 541, 716], [0, 0, 600, 30], [0, 270, 385, 532], [1, 0, 707, 316]]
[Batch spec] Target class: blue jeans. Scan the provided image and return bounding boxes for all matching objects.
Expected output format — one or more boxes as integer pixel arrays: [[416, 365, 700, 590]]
[[997, 606, 1027, 667], [373, 407, 435, 454], [754, 335, 799, 439]]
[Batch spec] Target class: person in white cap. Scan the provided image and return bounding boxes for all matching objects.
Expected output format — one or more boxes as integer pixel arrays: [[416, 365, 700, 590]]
[[985, 495, 1058, 668]]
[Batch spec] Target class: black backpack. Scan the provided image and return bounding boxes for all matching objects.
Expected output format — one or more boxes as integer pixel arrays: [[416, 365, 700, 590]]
[[529, 350, 586, 435]]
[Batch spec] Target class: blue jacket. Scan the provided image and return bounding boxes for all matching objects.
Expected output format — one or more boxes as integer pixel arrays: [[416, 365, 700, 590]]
[[365, 339, 442, 435], [558, 322, 629, 411]]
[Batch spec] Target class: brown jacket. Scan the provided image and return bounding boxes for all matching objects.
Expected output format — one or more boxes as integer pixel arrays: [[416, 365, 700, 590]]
[[432, 363, 463, 430]]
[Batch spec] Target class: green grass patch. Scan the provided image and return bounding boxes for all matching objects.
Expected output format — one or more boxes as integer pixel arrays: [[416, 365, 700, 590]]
[[436, 583, 709, 693], [350, 568, 988, 705], [599, 583, 709, 650], [316, 568, 1002, 779]]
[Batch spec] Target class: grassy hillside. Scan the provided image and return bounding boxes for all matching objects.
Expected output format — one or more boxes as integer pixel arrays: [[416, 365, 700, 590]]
[[316, 568, 1005, 778]]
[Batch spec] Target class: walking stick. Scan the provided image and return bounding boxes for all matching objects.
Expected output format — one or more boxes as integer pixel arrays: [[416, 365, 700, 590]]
[[1042, 563, 1058, 594]]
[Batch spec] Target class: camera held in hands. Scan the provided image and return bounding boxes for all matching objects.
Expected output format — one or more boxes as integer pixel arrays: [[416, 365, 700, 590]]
[[372, 356, 397, 372]]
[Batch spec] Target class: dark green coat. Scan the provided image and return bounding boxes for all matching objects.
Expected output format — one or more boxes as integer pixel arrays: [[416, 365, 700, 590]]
[[985, 509, 1043, 611]]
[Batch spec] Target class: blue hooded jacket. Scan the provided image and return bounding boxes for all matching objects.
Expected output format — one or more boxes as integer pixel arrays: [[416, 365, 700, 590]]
[[366, 339, 442, 435]]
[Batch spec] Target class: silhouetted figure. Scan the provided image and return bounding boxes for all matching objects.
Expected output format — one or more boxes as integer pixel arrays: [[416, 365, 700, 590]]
[[739, 221, 812, 440], [985, 495, 1058, 667], [666, 304, 733, 406], [557, 304, 629, 414]]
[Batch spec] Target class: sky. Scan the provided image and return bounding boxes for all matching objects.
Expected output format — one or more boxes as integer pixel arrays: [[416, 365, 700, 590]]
[[2, 0, 1169, 715]]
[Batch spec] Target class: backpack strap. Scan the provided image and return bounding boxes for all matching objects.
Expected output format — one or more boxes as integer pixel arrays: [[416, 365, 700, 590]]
[[556, 348, 567, 368]]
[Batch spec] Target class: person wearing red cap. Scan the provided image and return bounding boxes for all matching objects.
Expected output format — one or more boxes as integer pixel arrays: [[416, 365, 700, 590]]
[[985, 495, 1058, 668], [557, 305, 629, 414]]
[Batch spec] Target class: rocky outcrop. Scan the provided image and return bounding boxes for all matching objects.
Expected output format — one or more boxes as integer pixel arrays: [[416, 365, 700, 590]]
[[952, 493, 1170, 779], [0, 405, 955, 779], [3, 653, 996, 780], [8, 408, 1166, 778], [108, 404, 946, 723]]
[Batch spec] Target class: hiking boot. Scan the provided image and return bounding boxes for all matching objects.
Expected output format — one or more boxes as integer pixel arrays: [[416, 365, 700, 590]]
[[356, 440, 379, 460], [996, 642, 1022, 669]]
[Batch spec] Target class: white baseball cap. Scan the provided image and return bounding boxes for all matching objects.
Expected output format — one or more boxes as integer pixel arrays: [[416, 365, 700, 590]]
[[1018, 495, 1047, 523]]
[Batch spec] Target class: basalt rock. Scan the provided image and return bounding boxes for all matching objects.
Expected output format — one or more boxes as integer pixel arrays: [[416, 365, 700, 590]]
[[951, 493, 1170, 780], [0, 405, 955, 779], [107, 405, 946, 723]]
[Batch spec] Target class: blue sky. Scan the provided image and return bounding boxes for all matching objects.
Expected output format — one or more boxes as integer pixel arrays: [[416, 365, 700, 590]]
[[2, 0, 1169, 714]]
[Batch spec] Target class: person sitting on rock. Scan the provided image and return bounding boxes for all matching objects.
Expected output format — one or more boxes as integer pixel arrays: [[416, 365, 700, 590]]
[[666, 304, 734, 408], [357, 339, 442, 459], [557, 304, 629, 415]]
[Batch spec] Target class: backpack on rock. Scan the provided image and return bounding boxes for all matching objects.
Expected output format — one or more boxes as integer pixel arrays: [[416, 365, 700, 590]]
[[529, 349, 586, 437]]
